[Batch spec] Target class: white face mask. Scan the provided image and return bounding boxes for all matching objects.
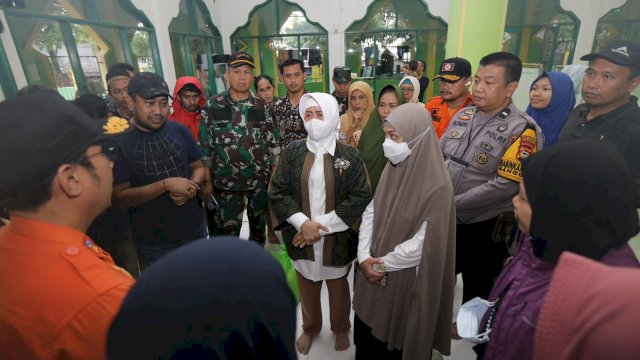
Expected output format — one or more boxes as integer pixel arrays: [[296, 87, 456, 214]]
[[382, 127, 431, 165], [304, 118, 336, 142], [382, 138, 411, 165], [456, 297, 496, 345]]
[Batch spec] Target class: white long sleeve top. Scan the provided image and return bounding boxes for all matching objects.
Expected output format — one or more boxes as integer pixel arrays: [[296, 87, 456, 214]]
[[286, 139, 350, 281], [357, 200, 426, 272]]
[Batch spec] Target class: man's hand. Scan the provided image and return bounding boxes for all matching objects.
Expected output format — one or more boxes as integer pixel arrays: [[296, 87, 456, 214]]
[[169, 192, 190, 206], [199, 180, 213, 202], [360, 257, 385, 283], [164, 177, 199, 205]]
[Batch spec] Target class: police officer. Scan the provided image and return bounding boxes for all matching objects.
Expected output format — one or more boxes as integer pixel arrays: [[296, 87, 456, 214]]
[[439, 52, 543, 303], [203, 51, 280, 244]]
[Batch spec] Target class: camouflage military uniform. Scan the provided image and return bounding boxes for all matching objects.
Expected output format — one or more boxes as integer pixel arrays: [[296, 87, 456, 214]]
[[203, 91, 280, 244]]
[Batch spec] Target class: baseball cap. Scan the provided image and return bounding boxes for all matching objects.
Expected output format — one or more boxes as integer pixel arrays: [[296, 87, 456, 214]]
[[580, 40, 640, 68], [228, 51, 255, 68], [127, 72, 172, 99], [105, 67, 131, 85], [0, 92, 124, 189], [333, 66, 352, 84], [434, 57, 472, 83]]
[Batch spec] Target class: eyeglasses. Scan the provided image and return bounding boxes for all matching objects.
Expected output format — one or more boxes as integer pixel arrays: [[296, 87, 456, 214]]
[[400, 87, 415, 94], [79, 145, 119, 163]]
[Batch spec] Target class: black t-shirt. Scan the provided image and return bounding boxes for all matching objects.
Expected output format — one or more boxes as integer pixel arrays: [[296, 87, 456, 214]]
[[114, 121, 204, 245], [418, 76, 430, 103], [558, 96, 640, 175]]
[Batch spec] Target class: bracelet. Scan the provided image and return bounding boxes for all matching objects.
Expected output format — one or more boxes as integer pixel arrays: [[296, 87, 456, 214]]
[[162, 179, 167, 192]]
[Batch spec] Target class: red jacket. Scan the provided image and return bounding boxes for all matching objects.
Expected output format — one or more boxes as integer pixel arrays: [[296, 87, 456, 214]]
[[168, 76, 206, 141]]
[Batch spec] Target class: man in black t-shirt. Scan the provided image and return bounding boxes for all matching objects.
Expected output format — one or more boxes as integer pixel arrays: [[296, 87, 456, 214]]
[[558, 40, 640, 191], [112, 73, 208, 270]]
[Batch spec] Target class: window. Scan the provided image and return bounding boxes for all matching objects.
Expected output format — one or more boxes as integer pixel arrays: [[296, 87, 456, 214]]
[[231, 0, 329, 96], [0, 27, 18, 99], [3, 0, 160, 99], [169, 0, 223, 97], [345, 0, 447, 100], [503, 0, 580, 72], [594, 1, 640, 52]]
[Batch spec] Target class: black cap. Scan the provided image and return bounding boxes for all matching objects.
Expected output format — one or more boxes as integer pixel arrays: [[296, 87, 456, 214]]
[[434, 57, 472, 82], [581, 40, 640, 68], [227, 51, 255, 68], [0, 92, 124, 189], [105, 67, 131, 85], [127, 72, 172, 99], [333, 66, 352, 84]]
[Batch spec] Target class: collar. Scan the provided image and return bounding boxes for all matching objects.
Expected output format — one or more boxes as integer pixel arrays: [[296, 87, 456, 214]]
[[224, 91, 255, 105], [332, 91, 348, 100], [581, 96, 639, 125], [7, 216, 93, 248], [283, 90, 308, 104], [306, 137, 336, 156]]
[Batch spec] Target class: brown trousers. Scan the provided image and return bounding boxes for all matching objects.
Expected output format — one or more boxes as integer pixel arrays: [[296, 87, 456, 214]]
[[296, 269, 351, 336]]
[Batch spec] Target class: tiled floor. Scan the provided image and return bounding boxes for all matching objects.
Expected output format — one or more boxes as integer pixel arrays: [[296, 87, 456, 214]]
[[239, 215, 476, 360]]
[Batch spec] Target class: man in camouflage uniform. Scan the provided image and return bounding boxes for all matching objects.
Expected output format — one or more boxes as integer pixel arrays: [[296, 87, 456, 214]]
[[203, 51, 280, 244]]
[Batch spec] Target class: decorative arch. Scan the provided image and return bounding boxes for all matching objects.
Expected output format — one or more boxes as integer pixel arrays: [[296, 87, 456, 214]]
[[344, 0, 447, 100], [2, 0, 160, 99], [231, 0, 329, 95], [169, 0, 224, 96], [594, 1, 640, 52], [503, 0, 580, 71]]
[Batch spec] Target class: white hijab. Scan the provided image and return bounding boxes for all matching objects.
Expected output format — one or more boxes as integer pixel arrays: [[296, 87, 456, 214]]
[[399, 75, 421, 103], [298, 92, 340, 155]]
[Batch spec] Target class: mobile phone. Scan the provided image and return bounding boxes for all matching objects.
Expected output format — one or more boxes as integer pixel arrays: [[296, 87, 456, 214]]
[[206, 194, 218, 210]]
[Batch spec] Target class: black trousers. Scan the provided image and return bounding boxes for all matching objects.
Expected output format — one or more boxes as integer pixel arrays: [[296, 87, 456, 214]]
[[456, 216, 509, 303], [354, 314, 403, 360]]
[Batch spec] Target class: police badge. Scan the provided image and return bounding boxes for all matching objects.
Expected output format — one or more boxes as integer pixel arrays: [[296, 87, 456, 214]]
[[477, 153, 489, 165]]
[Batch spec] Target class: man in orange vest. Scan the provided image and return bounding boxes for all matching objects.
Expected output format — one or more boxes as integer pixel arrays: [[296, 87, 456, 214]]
[[426, 57, 474, 138], [0, 91, 134, 359]]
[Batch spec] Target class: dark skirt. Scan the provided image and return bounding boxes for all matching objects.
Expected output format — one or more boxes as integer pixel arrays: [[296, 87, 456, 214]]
[[354, 314, 403, 360]]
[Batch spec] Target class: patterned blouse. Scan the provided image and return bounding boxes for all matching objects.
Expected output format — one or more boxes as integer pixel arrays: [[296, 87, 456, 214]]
[[272, 92, 308, 149]]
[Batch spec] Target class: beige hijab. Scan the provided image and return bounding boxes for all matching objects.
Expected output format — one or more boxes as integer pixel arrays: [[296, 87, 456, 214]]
[[352, 103, 456, 358], [339, 81, 374, 146], [399, 75, 421, 103]]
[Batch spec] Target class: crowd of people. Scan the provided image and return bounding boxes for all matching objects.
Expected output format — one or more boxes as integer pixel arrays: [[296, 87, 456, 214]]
[[0, 37, 639, 360]]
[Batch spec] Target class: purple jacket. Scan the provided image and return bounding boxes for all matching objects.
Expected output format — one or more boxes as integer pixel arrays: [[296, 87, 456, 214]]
[[479, 236, 639, 360]]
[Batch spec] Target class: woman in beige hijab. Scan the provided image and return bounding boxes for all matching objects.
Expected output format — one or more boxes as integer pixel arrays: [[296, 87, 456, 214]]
[[398, 75, 421, 104], [353, 103, 456, 359], [339, 81, 374, 146]]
